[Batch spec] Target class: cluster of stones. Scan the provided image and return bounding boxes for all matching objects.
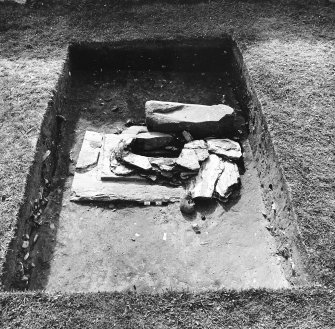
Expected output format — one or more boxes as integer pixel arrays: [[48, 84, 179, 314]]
[[106, 100, 243, 202]]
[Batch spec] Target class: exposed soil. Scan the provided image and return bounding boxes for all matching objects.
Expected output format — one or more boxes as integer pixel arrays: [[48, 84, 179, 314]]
[[26, 66, 288, 291]]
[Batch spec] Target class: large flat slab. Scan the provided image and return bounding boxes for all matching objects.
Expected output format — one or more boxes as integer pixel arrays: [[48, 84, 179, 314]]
[[145, 100, 238, 138], [71, 166, 183, 203]]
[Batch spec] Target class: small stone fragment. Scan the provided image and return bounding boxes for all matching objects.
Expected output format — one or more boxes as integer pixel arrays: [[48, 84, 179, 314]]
[[192, 223, 201, 234], [214, 161, 240, 200], [133, 132, 174, 151], [182, 130, 193, 142], [42, 150, 51, 161], [176, 148, 200, 171], [180, 171, 198, 180], [188, 154, 224, 199], [206, 138, 242, 160], [123, 153, 152, 171], [22, 241, 29, 249], [111, 163, 134, 176], [121, 125, 148, 135], [24, 252, 29, 261]]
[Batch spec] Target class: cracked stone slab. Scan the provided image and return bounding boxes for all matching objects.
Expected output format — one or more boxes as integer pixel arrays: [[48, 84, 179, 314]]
[[184, 140, 209, 162], [215, 161, 240, 200], [145, 100, 237, 138], [206, 138, 242, 160], [188, 154, 224, 199], [76, 131, 103, 171], [71, 166, 183, 203]]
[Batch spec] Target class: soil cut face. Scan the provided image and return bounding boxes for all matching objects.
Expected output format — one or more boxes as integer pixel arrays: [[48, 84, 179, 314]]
[[12, 40, 291, 292]]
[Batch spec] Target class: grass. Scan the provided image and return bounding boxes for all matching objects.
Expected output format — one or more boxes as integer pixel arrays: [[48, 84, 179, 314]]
[[0, 0, 334, 327]]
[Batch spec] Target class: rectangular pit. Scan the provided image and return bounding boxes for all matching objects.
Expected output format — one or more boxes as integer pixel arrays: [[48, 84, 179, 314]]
[[1, 37, 307, 292]]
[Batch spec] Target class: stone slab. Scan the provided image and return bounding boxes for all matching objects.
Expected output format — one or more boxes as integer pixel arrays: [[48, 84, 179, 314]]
[[100, 133, 145, 182], [188, 154, 224, 198], [76, 131, 103, 171], [207, 138, 242, 160], [215, 161, 240, 200], [71, 166, 183, 203], [176, 148, 200, 171], [133, 131, 174, 151], [145, 100, 237, 138]]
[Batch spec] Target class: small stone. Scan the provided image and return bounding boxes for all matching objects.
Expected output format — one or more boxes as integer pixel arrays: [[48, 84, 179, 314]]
[[21, 275, 29, 281], [121, 126, 148, 135], [176, 149, 200, 171], [125, 119, 134, 127], [22, 241, 29, 249], [42, 150, 51, 161], [24, 252, 29, 261], [182, 130, 193, 142], [206, 138, 242, 160], [133, 132, 174, 151], [180, 171, 198, 180], [108, 203, 115, 209], [33, 234, 39, 243], [111, 164, 134, 176], [214, 161, 240, 200], [192, 223, 201, 234], [123, 153, 152, 171], [144, 201, 151, 206], [50, 223, 55, 230]]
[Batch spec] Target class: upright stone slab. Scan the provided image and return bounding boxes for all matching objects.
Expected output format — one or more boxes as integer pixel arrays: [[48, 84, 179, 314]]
[[188, 154, 224, 199], [214, 161, 240, 200], [145, 100, 238, 138]]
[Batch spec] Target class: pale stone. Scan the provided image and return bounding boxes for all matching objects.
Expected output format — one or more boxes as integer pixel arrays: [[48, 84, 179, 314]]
[[188, 154, 224, 199], [206, 138, 242, 160], [145, 100, 237, 138], [123, 153, 152, 171], [133, 132, 173, 151], [71, 166, 183, 203], [176, 148, 200, 171], [100, 134, 143, 181], [150, 157, 176, 171], [121, 126, 148, 135], [214, 161, 240, 200], [112, 164, 134, 176], [182, 130, 193, 142], [76, 131, 103, 171], [184, 140, 209, 162]]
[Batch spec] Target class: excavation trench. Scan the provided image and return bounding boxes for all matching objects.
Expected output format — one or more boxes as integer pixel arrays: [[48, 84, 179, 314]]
[[2, 37, 307, 292]]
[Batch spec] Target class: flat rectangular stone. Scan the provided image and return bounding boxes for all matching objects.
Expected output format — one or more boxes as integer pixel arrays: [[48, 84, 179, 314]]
[[145, 100, 237, 138], [76, 131, 103, 171], [71, 166, 183, 203], [206, 138, 242, 160], [214, 161, 240, 200]]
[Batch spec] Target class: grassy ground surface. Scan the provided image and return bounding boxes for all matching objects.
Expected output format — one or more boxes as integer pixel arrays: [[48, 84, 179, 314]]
[[0, 0, 334, 327]]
